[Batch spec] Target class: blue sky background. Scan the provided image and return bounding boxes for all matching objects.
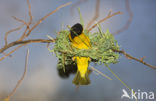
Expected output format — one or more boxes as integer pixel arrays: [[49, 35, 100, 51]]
[[0, 0, 156, 101]]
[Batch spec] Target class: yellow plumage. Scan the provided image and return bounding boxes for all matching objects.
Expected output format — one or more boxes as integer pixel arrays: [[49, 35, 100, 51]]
[[69, 31, 91, 85], [69, 33, 91, 49]]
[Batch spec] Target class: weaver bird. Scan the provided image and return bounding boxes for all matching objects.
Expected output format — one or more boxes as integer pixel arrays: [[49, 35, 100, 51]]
[[69, 23, 91, 85]]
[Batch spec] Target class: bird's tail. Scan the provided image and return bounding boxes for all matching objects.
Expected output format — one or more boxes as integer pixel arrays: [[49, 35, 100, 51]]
[[72, 70, 91, 85]]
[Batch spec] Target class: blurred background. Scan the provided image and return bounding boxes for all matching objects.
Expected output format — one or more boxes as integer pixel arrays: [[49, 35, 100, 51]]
[[0, 0, 156, 101]]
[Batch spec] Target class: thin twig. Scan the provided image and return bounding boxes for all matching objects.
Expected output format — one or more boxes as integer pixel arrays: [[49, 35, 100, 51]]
[[12, 16, 28, 26], [0, 45, 25, 61], [1, 1, 71, 61], [86, 0, 100, 30], [27, 0, 33, 25], [26, 2, 72, 37], [12, 16, 30, 41], [5, 0, 32, 45], [18, 27, 29, 41], [1, 0, 156, 71], [90, 66, 112, 80], [18, 0, 32, 41], [88, 11, 122, 32], [4, 24, 25, 45], [2, 52, 12, 57], [112, 49, 156, 69], [113, 0, 133, 35], [4, 49, 29, 100]]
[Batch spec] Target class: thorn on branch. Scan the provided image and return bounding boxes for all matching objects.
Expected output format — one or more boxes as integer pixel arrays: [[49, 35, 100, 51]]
[[140, 56, 145, 63]]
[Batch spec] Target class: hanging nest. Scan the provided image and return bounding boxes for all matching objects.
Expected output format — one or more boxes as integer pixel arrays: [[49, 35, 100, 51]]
[[51, 28, 120, 70]]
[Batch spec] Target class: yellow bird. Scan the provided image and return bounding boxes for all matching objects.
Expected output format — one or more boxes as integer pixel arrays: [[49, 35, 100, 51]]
[[69, 23, 91, 85]]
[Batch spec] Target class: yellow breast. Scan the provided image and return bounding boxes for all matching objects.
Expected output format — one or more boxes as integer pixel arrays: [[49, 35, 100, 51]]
[[69, 33, 91, 49]]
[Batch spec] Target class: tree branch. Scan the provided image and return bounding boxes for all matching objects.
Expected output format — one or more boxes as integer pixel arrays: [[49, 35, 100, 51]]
[[1, 0, 156, 71], [0, 45, 25, 61], [88, 11, 123, 32], [25, 2, 72, 37], [0, 39, 55, 54], [112, 49, 156, 69], [4, 24, 25, 45], [1, 1, 71, 61]]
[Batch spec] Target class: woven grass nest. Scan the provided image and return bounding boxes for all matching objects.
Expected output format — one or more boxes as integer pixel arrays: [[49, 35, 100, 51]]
[[51, 26, 120, 70]]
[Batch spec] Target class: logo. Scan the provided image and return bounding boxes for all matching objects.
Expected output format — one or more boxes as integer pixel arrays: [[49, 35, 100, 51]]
[[121, 89, 155, 100]]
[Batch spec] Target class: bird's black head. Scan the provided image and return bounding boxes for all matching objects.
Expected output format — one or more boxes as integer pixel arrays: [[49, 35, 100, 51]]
[[70, 23, 83, 39]]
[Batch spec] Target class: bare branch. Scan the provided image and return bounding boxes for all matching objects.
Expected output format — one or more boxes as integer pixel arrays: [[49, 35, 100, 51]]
[[0, 39, 55, 54], [18, 0, 33, 41], [86, 0, 100, 30], [11, 2, 31, 41], [4, 49, 29, 100], [11, 16, 30, 41], [1, 1, 71, 61], [18, 28, 28, 41], [113, 0, 133, 35], [26, 2, 72, 37], [12, 16, 28, 26], [4, 24, 24, 45], [1, 0, 156, 71], [2, 52, 12, 57], [19, 2, 72, 40], [0, 45, 25, 61], [88, 11, 122, 32], [112, 49, 156, 69], [4, 0, 32, 46]]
